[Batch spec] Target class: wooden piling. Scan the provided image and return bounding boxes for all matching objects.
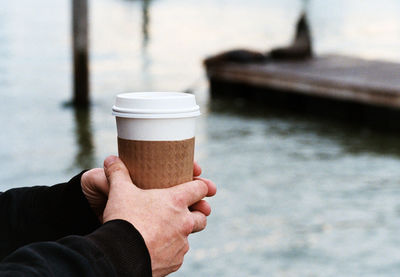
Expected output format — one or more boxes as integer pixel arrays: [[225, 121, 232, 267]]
[[72, 0, 89, 107]]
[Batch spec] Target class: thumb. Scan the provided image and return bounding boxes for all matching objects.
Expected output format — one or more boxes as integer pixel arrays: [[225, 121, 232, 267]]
[[103, 155, 133, 188]]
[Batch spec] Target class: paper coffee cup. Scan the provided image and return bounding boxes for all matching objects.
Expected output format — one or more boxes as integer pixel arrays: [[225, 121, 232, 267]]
[[112, 92, 201, 189]]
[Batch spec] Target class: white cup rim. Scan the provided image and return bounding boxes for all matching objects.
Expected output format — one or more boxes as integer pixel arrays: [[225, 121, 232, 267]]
[[112, 110, 201, 119], [112, 105, 200, 119], [112, 92, 201, 119]]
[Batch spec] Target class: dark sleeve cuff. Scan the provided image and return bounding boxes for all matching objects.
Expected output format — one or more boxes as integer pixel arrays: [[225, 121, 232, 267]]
[[44, 171, 102, 237], [0, 171, 102, 260], [87, 220, 152, 277]]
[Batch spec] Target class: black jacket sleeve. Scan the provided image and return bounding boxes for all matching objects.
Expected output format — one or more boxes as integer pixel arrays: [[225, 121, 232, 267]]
[[0, 172, 101, 259], [0, 174, 152, 276], [0, 220, 152, 277]]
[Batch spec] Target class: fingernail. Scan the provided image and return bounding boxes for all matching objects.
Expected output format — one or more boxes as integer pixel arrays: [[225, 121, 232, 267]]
[[104, 155, 117, 168]]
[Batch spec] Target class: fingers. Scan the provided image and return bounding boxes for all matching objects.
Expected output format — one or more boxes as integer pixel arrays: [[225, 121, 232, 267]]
[[85, 168, 110, 196], [103, 155, 132, 187], [193, 161, 202, 177], [189, 200, 211, 216], [194, 177, 217, 197], [171, 180, 208, 207], [191, 211, 207, 233]]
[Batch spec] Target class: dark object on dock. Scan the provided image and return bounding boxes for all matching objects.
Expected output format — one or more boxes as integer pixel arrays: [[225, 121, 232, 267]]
[[203, 13, 312, 67], [204, 49, 267, 67], [269, 13, 312, 60], [72, 0, 89, 107], [205, 55, 400, 129]]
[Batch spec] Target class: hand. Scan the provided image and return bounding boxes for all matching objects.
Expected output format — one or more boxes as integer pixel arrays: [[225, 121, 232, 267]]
[[81, 168, 109, 221], [102, 156, 216, 277], [81, 161, 214, 222]]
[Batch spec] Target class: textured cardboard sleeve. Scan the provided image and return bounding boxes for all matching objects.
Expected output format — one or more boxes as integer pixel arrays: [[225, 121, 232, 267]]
[[118, 137, 195, 189]]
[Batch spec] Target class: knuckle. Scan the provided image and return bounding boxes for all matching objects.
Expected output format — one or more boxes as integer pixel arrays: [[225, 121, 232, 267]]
[[195, 180, 208, 196], [183, 240, 190, 254], [200, 215, 207, 230], [81, 170, 90, 182], [91, 168, 103, 175], [171, 262, 182, 273], [181, 216, 194, 234], [109, 162, 124, 174], [86, 168, 103, 182], [104, 163, 125, 180], [172, 192, 186, 207]]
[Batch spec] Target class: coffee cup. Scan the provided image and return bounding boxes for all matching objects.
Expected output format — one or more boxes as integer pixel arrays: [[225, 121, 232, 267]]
[[112, 92, 201, 189]]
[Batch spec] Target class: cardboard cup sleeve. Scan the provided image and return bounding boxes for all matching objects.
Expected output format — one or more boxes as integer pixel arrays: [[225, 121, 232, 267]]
[[118, 137, 195, 189]]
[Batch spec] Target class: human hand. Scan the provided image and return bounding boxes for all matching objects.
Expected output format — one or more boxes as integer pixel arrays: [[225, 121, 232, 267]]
[[81, 168, 109, 221], [102, 156, 216, 277], [81, 161, 213, 222]]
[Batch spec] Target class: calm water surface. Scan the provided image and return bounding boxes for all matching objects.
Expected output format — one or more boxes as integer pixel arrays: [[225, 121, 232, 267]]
[[1, 0, 400, 276]]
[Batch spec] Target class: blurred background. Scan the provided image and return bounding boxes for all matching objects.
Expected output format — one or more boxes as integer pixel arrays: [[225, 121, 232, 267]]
[[2, 0, 400, 276]]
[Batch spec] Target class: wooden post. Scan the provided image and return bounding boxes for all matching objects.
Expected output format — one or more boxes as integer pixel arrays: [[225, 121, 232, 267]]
[[141, 0, 150, 47], [72, 0, 89, 107]]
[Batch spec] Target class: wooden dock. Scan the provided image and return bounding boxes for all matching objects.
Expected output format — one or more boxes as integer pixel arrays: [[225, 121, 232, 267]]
[[205, 55, 400, 110]]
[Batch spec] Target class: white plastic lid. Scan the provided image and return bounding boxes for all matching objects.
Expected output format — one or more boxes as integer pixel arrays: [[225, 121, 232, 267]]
[[112, 92, 201, 119]]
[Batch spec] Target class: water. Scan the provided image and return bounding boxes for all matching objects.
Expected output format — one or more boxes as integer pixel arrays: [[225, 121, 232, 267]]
[[1, 0, 400, 276]]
